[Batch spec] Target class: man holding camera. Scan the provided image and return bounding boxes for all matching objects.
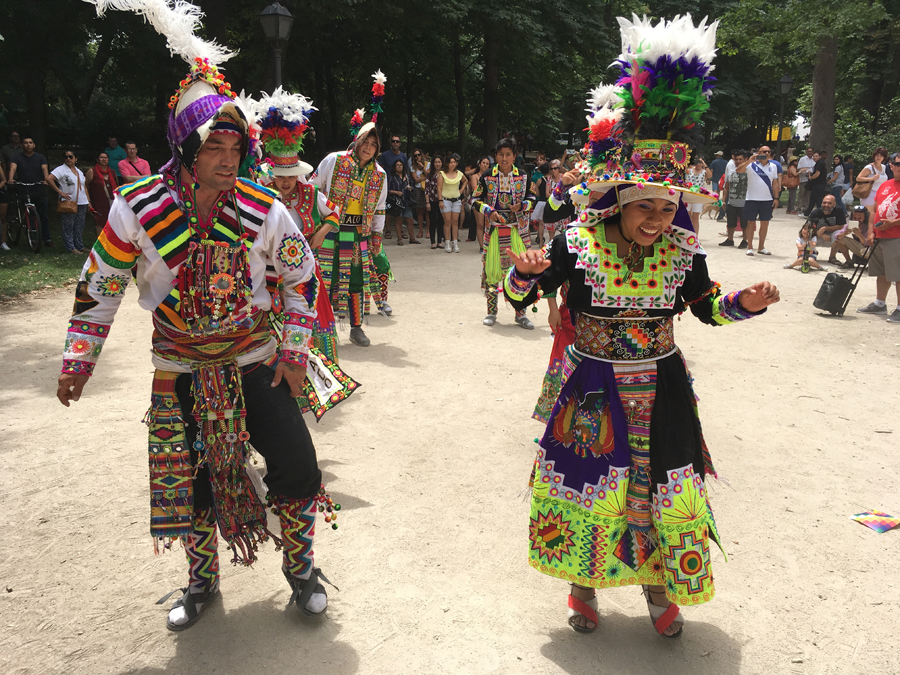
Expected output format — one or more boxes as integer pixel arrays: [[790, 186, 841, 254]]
[[736, 145, 779, 256]]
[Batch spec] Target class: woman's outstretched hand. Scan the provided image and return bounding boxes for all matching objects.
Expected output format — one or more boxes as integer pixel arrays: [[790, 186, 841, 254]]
[[508, 247, 551, 276], [739, 281, 780, 312]]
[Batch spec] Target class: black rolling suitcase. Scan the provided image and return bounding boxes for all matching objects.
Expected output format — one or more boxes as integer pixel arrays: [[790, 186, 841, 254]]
[[813, 240, 878, 316]]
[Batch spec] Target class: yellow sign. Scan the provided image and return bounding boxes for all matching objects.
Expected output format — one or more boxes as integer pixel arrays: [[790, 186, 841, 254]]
[[766, 126, 793, 142]]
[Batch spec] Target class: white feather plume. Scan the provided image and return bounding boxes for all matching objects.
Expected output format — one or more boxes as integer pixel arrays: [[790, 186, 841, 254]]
[[233, 89, 259, 127], [616, 13, 718, 71], [84, 0, 235, 65], [585, 84, 622, 114], [255, 87, 317, 126], [372, 70, 387, 85]]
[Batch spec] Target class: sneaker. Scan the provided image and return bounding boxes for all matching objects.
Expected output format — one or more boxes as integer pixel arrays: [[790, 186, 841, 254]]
[[380, 302, 393, 317], [746, 249, 754, 256], [887, 309, 900, 323], [452, 240, 459, 253], [857, 302, 887, 314], [349, 326, 371, 347], [718, 239, 734, 247], [483, 315, 497, 326], [738, 240, 748, 249], [445, 241, 452, 253], [757, 248, 771, 255], [515, 315, 535, 330], [0, 242, 10, 251]]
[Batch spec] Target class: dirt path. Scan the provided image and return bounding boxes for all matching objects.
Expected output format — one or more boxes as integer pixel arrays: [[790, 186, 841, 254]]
[[2, 210, 898, 675]]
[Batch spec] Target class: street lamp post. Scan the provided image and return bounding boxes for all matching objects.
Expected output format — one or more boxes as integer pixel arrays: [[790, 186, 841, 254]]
[[259, 3, 294, 89], [775, 75, 793, 162]]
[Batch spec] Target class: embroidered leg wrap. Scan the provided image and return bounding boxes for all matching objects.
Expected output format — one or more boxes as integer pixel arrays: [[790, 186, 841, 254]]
[[183, 507, 220, 593], [275, 496, 317, 578], [349, 292, 364, 328], [377, 272, 389, 304], [487, 293, 499, 316]]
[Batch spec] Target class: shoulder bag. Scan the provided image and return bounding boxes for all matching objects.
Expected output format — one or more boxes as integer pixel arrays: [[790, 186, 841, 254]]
[[57, 170, 80, 214]]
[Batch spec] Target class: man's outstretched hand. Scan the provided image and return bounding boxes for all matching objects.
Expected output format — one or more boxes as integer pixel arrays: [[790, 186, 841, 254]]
[[508, 247, 551, 276], [57, 373, 89, 407]]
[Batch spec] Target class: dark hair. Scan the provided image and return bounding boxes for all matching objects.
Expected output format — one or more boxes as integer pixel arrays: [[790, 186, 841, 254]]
[[816, 149, 827, 156], [734, 149, 749, 159], [799, 221, 813, 238], [391, 135, 401, 143], [125, 141, 137, 147], [873, 147, 889, 161], [21, 136, 34, 144], [833, 154, 843, 164], [63, 149, 77, 159], [844, 154, 854, 161], [428, 154, 444, 178], [538, 162, 550, 176], [410, 147, 425, 164], [495, 138, 516, 154], [446, 153, 461, 167], [391, 158, 407, 178], [97, 150, 109, 160]]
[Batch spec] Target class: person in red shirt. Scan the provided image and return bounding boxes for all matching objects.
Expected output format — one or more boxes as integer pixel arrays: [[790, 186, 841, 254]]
[[857, 152, 900, 322], [118, 142, 152, 185]]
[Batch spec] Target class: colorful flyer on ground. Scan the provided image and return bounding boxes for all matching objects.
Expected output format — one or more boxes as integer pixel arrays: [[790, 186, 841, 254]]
[[850, 510, 900, 534]]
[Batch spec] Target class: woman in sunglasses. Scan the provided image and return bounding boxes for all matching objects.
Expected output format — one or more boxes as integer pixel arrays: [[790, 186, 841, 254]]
[[409, 149, 429, 239], [50, 150, 94, 254]]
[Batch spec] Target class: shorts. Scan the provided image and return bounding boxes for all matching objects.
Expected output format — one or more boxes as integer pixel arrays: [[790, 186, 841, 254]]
[[532, 202, 546, 221], [868, 237, 900, 282], [687, 202, 703, 214], [401, 205, 413, 219], [725, 203, 744, 230], [743, 199, 773, 222], [441, 198, 462, 214]]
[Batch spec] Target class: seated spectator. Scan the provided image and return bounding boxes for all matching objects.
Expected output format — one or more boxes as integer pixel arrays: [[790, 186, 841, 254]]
[[833, 205, 871, 267], [118, 142, 151, 185], [807, 194, 847, 264], [784, 221, 828, 271]]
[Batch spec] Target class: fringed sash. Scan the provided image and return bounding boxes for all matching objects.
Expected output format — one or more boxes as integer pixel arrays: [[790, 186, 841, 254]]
[[319, 214, 370, 317]]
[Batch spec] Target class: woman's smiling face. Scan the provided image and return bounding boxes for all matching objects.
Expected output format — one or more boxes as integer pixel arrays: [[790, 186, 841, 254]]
[[620, 198, 679, 246]]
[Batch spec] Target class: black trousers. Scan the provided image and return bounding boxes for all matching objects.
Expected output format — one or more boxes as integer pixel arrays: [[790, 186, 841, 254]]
[[429, 206, 444, 245], [175, 363, 322, 513], [805, 184, 827, 216]]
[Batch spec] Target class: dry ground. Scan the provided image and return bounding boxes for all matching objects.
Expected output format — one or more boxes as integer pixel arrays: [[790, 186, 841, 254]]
[[1, 208, 898, 675]]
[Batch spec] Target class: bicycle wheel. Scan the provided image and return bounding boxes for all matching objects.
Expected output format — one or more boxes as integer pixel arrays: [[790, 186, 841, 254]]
[[25, 205, 42, 253], [7, 198, 23, 245]]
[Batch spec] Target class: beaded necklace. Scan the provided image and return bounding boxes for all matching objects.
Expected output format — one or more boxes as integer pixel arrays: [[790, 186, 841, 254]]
[[617, 221, 648, 282]]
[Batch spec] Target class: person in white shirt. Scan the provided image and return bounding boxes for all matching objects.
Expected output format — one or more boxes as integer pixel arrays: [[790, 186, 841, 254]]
[[797, 148, 816, 214], [736, 145, 780, 256], [49, 150, 93, 253]]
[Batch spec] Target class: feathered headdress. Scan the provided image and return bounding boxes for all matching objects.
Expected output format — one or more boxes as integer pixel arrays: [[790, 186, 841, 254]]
[[348, 70, 387, 141], [582, 84, 625, 173], [84, 0, 249, 173], [255, 87, 317, 177]]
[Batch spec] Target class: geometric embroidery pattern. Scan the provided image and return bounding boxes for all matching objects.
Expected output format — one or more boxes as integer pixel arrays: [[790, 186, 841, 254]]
[[662, 529, 710, 595], [575, 314, 675, 361], [529, 508, 576, 564], [278, 235, 308, 270]]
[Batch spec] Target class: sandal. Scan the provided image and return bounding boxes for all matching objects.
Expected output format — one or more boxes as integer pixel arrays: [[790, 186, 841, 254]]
[[641, 585, 683, 639], [158, 584, 220, 632], [283, 566, 337, 617], [567, 584, 599, 633]]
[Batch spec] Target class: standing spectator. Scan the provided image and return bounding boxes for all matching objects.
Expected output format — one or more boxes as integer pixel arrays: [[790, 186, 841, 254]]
[[857, 151, 900, 322], [409, 149, 428, 239], [782, 156, 800, 214], [686, 156, 711, 234], [424, 155, 444, 249], [530, 163, 550, 245], [378, 135, 408, 175], [104, 136, 127, 179], [386, 159, 418, 245], [49, 149, 93, 254], [8, 136, 53, 247], [797, 147, 816, 214], [719, 149, 749, 247], [118, 142, 151, 185], [803, 150, 828, 217], [710, 150, 728, 220], [0, 163, 8, 250], [842, 154, 855, 207], [437, 153, 464, 253], [1, 131, 22, 176], [468, 156, 490, 252], [87, 150, 118, 236], [827, 154, 846, 213], [737, 145, 779, 255], [855, 147, 889, 222]]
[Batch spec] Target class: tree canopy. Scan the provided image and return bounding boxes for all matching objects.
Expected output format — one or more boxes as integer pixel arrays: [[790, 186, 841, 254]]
[[0, 0, 896, 167]]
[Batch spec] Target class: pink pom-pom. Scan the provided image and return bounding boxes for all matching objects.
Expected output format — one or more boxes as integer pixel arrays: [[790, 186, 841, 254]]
[[668, 188, 676, 195], [636, 183, 644, 190]]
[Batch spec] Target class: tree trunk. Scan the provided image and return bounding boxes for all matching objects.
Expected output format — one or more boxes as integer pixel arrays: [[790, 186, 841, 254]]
[[325, 62, 340, 147], [482, 25, 499, 152], [23, 74, 48, 152], [453, 38, 466, 158], [405, 74, 414, 152], [314, 58, 329, 152], [808, 35, 838, 157]]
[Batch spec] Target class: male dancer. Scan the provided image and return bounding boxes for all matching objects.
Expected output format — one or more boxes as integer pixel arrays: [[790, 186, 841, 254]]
[[57, 5, 335, 629], [472, 138, 537, 328], [309, 122, 388, 347]]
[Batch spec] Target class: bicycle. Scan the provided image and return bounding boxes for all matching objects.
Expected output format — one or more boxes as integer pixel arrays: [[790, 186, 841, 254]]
[[9, 182, 44, 253]]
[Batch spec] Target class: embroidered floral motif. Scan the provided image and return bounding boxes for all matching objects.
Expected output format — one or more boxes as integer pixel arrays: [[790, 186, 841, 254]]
[[278, 235, 308, 270], [94, 274, 130, 297]]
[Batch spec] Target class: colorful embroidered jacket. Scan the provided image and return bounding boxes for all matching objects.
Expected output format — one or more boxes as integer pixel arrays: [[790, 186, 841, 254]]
[[472, 164, 537, 237], [503, 208, 763, 325], [280, 180, 340, 238], [62, 176, 318, 376], [308, 151, 386, 237]]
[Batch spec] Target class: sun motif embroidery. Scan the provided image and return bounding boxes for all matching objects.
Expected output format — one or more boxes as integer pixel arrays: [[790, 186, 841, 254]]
[[68, 338, 93, 355], [529, 509, 576, 563], [95, 274, 129, 297], [663, 530, 710, 594], [278, 235, 307, 270]]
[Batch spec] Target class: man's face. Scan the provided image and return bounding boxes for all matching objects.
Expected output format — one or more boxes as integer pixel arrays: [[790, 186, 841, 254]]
[[757, 147, 770, 162], [822, 195, 835, 213], [125, 143, 138, 158], [22, 138, 35, 153], [391, 137, 401, 152], [734, 154, 747, 163], [813, 152, 820, 162], [108, 137, 118, 149], [9, 132, 20, 145], [806, 149, 814, 158], [194, 133, 241, 192], [496, 147, 514, 170], [357, 134, 378, 165]]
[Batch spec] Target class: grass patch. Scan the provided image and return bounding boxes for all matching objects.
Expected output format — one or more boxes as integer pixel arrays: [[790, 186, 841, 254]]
[[0, 206, 99, 299]]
